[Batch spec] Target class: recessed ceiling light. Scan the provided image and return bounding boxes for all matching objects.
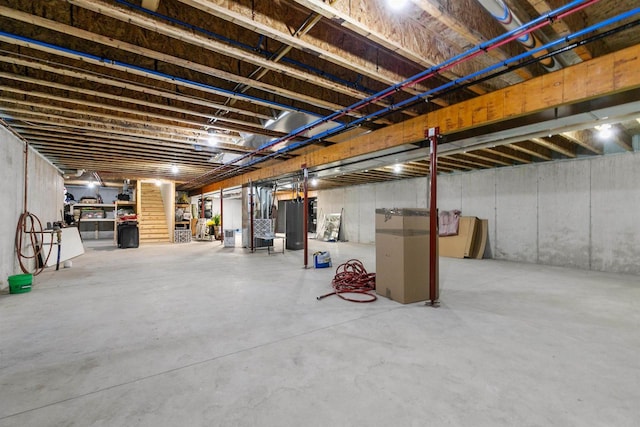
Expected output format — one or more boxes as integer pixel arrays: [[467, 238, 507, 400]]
[[595, 123, 613, 138], [387, 0, 409, 11], [171, 165, 179, 174], [393, 164, 402, 173]]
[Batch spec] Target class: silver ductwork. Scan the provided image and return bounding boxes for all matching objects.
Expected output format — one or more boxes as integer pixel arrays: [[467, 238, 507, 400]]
[[239, 111, 340, 151], [476, 0, 562, 71]]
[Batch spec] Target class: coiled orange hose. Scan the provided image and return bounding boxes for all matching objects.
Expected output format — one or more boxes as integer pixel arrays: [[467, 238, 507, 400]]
[[317, 259, 376, 303]]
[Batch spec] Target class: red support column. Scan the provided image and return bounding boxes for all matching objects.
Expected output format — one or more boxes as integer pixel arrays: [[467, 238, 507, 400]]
[[199, 190, 205, 219], [249, 182, 254, 252], [427, 127, 440, 305], [219, 188, 223, 244], [303, 166, 309, 269]]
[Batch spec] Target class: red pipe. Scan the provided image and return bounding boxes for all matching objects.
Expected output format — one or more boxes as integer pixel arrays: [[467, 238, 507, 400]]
[[249, 182, 254, 252], [185, 0, 599, 187], [428, 127, 439, 305], [303, 166, 309, 268]]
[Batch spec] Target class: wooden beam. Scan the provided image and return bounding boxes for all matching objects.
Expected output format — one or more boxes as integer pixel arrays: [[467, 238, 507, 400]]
[[0, 30, 340, 122], [196, 44, 640, 192], [441, 155, 492, 169], [179, 0, 424, 93], [0, 85, 266, 132], [412, 0, 531, 82], [0, 60, 269, 123], [480, 147, 532, 164], [530, 137, 576, 158], [559, 129, 603, 154], [289, 0, 505, 96], [64, 0, 405, 112], [460, 151, 512, 167], [609, 125, 633, 152], [436, 158, 474, 171], [508, 142, 553, 161], [525, 0, 594, 62], [0, 7, 377, 122]]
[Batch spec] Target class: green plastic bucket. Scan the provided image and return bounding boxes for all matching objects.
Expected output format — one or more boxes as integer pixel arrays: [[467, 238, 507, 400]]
[[8, 273, 33, 294]]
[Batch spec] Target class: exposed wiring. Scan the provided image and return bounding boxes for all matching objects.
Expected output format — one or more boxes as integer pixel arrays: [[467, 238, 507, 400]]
[[317, 259, 377, 303]]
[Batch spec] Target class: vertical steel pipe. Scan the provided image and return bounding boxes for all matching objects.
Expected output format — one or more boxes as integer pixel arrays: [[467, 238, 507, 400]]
[[428, 127, 440, 305], [219, 188, 223, 244], [303, 166, 309, 268], [249, 181, 254, 252]]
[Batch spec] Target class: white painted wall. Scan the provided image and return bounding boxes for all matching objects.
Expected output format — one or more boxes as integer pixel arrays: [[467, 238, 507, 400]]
[[317, 151, 640, 275], [220, 198, 242, 231], [189, 196, 242, 231], [1, 126, 64, 289]]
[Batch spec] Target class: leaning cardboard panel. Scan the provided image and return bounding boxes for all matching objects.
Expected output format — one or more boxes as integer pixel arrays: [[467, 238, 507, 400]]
[[375, 208, 438, 304], [439, 216, 479, 259], [473, 219, 489, 259]]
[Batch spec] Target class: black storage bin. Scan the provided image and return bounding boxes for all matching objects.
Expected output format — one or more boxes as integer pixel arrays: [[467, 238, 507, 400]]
[[285, 201, 304, 250], [118, 221, 139, 248]]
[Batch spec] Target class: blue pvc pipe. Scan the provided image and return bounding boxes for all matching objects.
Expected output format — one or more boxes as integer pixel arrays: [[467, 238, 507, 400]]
[[0, 31, 330, 120], [216, 0, 601, 169], [114, 0, 375, 94], [240, 6, 640, 169]]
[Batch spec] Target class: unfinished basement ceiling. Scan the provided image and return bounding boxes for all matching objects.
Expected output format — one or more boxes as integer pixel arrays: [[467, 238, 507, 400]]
[[0, 0, 639, 191]]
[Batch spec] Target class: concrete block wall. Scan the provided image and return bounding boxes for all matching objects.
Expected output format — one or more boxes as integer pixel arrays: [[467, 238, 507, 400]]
[[1, 126, 64, 289], [317, 178, 428, 244], [317, 151, 640, 275]]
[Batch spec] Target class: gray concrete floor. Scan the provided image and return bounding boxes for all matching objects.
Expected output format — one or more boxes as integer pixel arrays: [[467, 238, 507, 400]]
[[1, 235, 639, 426]]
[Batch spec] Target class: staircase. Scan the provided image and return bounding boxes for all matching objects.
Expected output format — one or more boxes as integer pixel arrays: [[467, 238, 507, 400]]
[[139, 183, 171, 244]]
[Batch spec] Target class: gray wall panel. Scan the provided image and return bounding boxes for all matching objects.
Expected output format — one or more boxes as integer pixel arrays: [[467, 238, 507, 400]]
[[316, 152, 640, 274], [495, 167, 539, 262], [537, 160, 591, 269], [590, 153, 640, 274]]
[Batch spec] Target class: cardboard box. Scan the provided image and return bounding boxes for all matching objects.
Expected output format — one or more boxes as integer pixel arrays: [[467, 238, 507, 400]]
[[375, 208, 438, 304]]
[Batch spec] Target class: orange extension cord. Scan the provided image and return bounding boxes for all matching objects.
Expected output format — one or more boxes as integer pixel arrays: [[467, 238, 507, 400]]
[[317, 259, 377, 303]]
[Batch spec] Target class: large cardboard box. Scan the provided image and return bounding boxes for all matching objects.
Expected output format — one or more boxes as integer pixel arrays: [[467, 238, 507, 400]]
[[375, 208, 438, 304]]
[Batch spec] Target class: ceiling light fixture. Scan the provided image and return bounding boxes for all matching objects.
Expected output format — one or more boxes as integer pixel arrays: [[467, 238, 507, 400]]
[[207, 128, 219, 146], [171, 164, 179, 174], [87, 181, 95, 188], [393, 164, 402, 173], [155, 180, 162, 187], [595, 123, 613, 138], [387, 0, 409, 11], [311, 178, 318, 186]]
